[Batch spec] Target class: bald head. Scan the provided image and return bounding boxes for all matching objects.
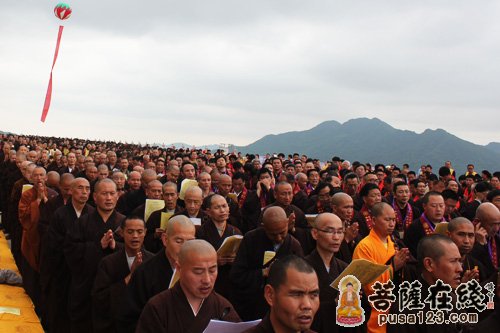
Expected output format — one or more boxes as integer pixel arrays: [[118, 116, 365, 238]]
[[178, 239, 216, 266], [314, 213, 342, 230], [448, 217, 473, 233], [263, 206, 288, 229], [185, 185, 202, 197], [475, 202, 500, 237], [166, 215, 195, 237], [331, 192, 352, 207], [142, 169, 158, 186]]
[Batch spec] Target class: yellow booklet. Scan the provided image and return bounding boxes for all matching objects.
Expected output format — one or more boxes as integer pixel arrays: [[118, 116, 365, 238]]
[[160, 212, 174, 230], [22, 184, 33, 193], [217, 235, 243, 257], [144, 199, 165, 222], [263, 250, 276, 266], [179, 179, 199, 200], [330, 259, 389, 290]]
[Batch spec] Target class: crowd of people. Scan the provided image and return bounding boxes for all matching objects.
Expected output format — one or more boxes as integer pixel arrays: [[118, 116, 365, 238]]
[[0, 133, 499, 333]]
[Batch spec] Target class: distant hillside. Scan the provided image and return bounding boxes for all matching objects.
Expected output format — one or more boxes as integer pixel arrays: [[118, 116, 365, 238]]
[[485, 142, 500, 154], [237, 118, 500, 174]]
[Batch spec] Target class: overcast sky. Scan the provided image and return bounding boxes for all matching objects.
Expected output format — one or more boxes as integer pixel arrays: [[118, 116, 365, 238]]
[[1, 0, 499, 147]]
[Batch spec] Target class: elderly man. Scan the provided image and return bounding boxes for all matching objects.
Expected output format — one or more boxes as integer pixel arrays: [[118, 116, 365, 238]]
[[116, 169, 157, 215], [92, 217, 153, 333], [121, 216, 195, 333], [470, 202, 500, 279], [64, 178, 125, 333], [40, 177, 94, 333], [136, 240, 241, 332], [231, 206, 303, 321], [130, 179, 163, 219], [244, 255, 319, 333], [331, 192, 360, 263]]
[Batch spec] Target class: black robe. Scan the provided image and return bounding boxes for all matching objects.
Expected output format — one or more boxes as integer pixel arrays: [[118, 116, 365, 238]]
[[91, 247, 153, 333], [306, 249, 348, 333], [63, 209, 125, 332], [143, 206, 180, 253], [469, 234, 500, 280], [118, 250, 174, 333], [230, 227, 304, 321], [196, 219, 242, 300], [40, 201, 94, 333], [136, 282, 241, 333], [116, 188, 146, 216], [404, 216, 434, 259]]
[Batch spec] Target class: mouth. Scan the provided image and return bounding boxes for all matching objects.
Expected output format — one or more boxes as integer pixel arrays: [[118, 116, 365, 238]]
[[199, 286, 212, 294], [297, 315, 312, 325]]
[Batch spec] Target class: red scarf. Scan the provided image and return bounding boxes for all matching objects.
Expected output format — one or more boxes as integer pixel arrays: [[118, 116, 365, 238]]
[[238, 187, 248, 209], [393, 200, 413, 231], [420, 214, 445, 236], [361, 205, 374, 230], [489, 237, 498, 269]]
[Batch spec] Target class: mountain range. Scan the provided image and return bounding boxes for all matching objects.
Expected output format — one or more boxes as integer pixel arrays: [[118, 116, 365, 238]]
[[235, 118, 500, 174]]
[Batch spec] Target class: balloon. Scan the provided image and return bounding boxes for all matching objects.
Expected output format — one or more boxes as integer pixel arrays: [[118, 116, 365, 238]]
[[54, 3, 72, 20]]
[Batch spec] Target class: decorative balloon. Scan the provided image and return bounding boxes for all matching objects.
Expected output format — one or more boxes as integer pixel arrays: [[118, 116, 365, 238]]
[[41, 3, 72, 122], [54, 3, 72, 20]]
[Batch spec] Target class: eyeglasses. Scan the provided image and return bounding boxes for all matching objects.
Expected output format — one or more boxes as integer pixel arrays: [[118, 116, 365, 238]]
[[315, 227, 345, 236]]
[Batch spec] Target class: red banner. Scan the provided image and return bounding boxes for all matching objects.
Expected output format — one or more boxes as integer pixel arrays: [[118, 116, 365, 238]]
[[41, 25, 64, 122]]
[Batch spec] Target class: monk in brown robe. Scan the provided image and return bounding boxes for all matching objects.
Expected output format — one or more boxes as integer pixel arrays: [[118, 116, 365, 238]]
[[64, 178, 125, 333], [119, 215, 196, 333], [92, 216, 153, 333], [136, 239, 241, 333], [196, 194, 242, 300]]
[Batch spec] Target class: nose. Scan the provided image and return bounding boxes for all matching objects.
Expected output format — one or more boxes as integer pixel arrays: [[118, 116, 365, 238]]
[[300, 295, 313, 310]]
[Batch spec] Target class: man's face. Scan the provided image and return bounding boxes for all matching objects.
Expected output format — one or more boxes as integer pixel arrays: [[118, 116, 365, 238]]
[[120, 159, 129, 170], [108, 153, 117, 164], [265, 269, 319, 332], [59, 179, 73, 198], [308, 171, 320, 187], [364, 174, 378, 185], [179, 252, 217, 301], [275, 183, 293, 207], [207, 196, 229, 224], [286, 165, 296, 176], [355, 166, 366, 178], [67, 153, 76, 166], [27, 151, 38, 162], [86, 167, 98, 182], [146, 182, 163, 200], [31, 168, 47, 186], [112, 174, 126, 190], [232, 178, 244, 194], [217, 177, 232, 197], [363, 189, 382, 208], [216, 157, 226, 169], [182, 164, 196, 179], [465, 178, 474, 187], [162, 224, 195, 261], [448, 223, 475, 256], [312, 215, 344, 254], [330, 176, 341, 188], [416, 182, 427, 195], [491, 195, 500, 211], [423, 195, 445, 222], [297, 176, 307, 189], [163, 186, 178, 210], [304, 162, 314, 172], [345, 178, 359, 196], [332, 197, 354, 222], [444, 198, 458, 216], [184, 191, 202, 216], [427, 242, 463, 289], [294, 163, 303, 173], [156, 161, 165, 173], [123, 219, 146, 254], [394, 185, 410, 205], [198, 174, 211, 190], [447, 181, 459, 193], [128, 173, 141, 190], [272, 159, 282, 172], [98, 168, 109, 180], [318, 186, 331, 207], [490, 177, 500, 189], [167, 169, 180, 183], [264, 220, 289, 245], [93, 182, 118, 212], [71, 179, 91, 205], [373, 205, 396, 237]]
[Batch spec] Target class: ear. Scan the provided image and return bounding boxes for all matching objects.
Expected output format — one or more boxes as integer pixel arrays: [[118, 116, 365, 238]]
[[161, 232, 168, 247], [311, 228, 319, 241], [264, 284, 275, 307], [423, 257, 434, 273]]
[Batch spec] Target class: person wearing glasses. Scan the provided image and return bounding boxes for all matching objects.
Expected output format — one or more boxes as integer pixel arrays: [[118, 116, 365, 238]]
[[306, 213, 350, 332]]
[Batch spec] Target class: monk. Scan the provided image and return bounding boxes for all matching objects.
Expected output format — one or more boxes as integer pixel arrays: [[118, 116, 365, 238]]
[[230, 206, 304, 320], [331, 192, 360, 263], [92, 216, 153, 333], [130, 179, 163, 219], [136, 239, 241, 332], [243, 255, 319, 333], [40, 177, 94, 333], [306, 213, 350, 332], [64, 178, 125, 333], [353, 202, 410, 333], [120, 215, 195, 333], [196, 194, 242, 300]]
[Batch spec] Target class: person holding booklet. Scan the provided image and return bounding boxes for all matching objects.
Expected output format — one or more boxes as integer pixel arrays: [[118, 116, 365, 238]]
[[196, 194, 242, 301], [136, 239, 241, 333]]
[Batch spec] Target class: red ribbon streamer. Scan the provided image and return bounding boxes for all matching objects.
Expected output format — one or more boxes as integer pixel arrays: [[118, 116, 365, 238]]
[[41, 25, 64, 122]]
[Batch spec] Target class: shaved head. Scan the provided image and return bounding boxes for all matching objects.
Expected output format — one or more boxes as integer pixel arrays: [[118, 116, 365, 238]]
[[331, 192, 352, 207], [178, 239, 216, 265], [263, 206, 288, 229], [166, 215, 195, 237]]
